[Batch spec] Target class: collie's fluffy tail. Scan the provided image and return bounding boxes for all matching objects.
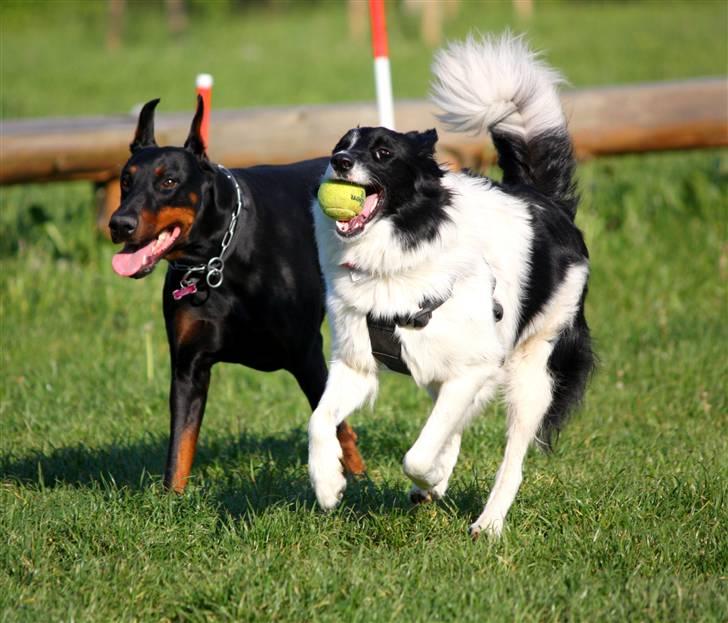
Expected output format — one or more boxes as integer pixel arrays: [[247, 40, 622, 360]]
[[431, 33, 578, 219]]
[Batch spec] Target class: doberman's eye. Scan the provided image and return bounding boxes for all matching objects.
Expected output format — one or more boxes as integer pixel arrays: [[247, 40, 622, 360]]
[[161, 178, 178, 190], [120, 175, 131, 192], [373, 147, 392, 162]]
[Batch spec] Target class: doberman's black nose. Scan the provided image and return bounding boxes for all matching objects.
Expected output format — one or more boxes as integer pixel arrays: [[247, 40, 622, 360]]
[[109, 211, 138, 243], [331, 152, 354, 174]]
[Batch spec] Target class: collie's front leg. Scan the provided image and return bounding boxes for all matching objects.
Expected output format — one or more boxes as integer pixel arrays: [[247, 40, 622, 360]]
[[308, 361, 378, 509], [403, 370, 498, 492], [409, 432, 462, 503], [408, 384, 461, 503]]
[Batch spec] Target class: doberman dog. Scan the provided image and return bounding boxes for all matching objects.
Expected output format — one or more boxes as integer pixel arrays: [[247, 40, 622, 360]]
[[108, 96, 364, 493]]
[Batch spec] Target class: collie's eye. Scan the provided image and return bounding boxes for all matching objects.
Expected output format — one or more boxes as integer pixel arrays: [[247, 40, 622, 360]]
[[161, 178, 178, 190], [374, 147, 392, 161]]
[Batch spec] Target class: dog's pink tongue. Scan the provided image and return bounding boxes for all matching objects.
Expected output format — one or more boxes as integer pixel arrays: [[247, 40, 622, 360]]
[[361, 193, 379, 217], [343, 193, 379, 230], [111, 226, 181, 277], [112, 239, 158, 277]]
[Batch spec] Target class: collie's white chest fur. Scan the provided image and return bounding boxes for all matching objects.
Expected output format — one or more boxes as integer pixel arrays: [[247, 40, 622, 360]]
[[315, 172, 534, 385]]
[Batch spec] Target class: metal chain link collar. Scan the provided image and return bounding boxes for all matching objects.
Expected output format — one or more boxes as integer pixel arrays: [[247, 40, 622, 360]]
[[170, 164, 243, 300]]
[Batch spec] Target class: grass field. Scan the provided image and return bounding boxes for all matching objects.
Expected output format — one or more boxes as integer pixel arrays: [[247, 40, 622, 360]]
[[1, 1, 727, 621]]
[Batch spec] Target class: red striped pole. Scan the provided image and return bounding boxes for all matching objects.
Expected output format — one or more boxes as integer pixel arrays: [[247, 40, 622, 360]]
[[368, 0, 395, 129], [195, 73, 213, 149]]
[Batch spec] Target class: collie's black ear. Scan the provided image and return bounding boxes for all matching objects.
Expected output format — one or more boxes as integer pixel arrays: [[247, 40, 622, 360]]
[[130, 98, 160, 152], [407, 128, 438, 156], [184, 94, 208, 159]]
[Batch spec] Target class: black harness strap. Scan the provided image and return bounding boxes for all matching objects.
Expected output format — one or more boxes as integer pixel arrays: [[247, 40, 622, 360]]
[[367, 296, 503, 376], [367, 296, 446, 375], [366, 318, 411, 375]]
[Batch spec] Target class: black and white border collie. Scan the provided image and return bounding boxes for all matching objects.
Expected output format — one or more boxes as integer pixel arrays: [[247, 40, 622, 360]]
[[308, 34, 594, 537]]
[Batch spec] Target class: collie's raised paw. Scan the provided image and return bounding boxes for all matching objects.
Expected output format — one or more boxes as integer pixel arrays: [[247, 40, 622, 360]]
[[409, 485, 433, 505], [402, 450, 445, 491], [408, 480, 450, 505]]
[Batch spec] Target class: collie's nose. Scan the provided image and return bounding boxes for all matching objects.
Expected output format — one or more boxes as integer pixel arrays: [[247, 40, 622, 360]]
[[331, 152, 354, 173], [108, 211, 138, 243]]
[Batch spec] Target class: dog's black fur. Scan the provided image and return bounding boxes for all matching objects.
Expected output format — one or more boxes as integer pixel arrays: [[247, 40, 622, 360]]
[[491, 127, 594, 446], [109, 97, 364, 491]]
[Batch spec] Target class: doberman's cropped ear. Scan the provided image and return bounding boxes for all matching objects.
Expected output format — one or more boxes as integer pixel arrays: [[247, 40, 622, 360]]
[[406, 128, 438, 157], [184, 95, 208, 160], [130, 98, 160, 152]]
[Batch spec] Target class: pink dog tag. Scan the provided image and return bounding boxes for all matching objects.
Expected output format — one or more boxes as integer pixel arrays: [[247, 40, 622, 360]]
[[172, 283, 198, 300]]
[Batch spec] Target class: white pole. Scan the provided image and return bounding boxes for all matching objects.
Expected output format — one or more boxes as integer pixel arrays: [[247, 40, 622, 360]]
[[373, 57, 395, 130], [369, 0, 395, 130]]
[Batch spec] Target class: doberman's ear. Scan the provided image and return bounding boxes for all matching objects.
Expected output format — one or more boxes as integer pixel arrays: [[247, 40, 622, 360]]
[[130, 98, 160, 152], [184, 95, 208, 160], [406, 128, 438, 157]]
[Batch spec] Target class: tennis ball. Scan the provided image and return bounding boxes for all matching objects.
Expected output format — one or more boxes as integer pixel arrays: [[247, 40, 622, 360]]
[[318, 181, 366, 221]]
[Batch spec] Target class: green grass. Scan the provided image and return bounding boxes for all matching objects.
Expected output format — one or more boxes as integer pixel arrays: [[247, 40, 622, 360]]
[[1, 1, 727, 621], [2, 0, 727, 117]]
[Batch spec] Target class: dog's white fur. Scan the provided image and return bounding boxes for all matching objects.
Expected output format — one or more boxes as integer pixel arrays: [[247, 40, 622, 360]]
[[308, 34, 588, 537], [431, 34, 566, 139]]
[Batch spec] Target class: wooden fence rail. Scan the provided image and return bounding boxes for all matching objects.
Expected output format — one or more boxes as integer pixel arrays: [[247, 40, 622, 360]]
[[1, 77, 726, 186]]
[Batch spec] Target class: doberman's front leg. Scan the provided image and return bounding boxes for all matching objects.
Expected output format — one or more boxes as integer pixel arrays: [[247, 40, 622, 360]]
[[162, 297, 213, 492], [336, 421, 365, 476], [164, 352, 212, 492]]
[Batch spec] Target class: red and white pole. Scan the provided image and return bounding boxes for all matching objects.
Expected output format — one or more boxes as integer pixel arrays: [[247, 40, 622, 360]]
[[195, 73, 213, 149], [368, 0, 395, 130]]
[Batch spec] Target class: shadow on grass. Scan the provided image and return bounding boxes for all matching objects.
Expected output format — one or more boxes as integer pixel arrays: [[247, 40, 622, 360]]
[[0, 424, 435, 520], [0, 437, 168, 491], [0, 429, 309, 481], [196, 424, 422, 521]]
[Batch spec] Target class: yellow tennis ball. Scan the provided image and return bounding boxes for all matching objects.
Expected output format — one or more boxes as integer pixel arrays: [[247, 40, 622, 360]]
[[318, 181, 366, 221]]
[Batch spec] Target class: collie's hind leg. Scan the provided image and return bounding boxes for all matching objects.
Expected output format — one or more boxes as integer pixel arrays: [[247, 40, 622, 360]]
[[470, 339, 554, 538]]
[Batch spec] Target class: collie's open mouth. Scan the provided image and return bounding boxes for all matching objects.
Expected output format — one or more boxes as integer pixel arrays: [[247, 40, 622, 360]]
[[111, 226, 181, 278], [335, 186, 384, 238]]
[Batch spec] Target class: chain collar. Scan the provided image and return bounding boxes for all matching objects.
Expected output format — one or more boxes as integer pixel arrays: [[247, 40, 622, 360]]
[[171, 164, 243, 300]]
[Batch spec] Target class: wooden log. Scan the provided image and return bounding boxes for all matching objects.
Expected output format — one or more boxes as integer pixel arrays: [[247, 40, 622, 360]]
[[95, 179, 121, 237], [1, 78, 726, 186], [565, 79, 728, 159]]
